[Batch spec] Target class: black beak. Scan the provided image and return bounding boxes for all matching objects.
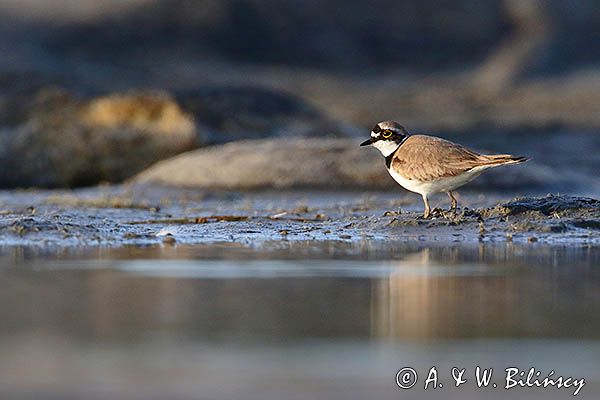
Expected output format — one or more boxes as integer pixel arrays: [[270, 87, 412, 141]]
[[360, 138, 373, 147]]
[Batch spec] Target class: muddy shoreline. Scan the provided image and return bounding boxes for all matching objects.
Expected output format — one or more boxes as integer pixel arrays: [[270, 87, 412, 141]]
[[1, 185, 599, 250]]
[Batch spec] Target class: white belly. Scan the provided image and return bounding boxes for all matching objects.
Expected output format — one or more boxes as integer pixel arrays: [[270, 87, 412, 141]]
[[387, 166, 489, 196]]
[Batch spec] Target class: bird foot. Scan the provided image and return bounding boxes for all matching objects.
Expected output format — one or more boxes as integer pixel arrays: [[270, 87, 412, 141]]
[[429, 208, 447, 218]]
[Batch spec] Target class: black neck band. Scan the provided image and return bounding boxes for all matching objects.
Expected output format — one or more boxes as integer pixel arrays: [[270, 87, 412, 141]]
[[385, 153, 394, 169], [384, 135, 409, 168]]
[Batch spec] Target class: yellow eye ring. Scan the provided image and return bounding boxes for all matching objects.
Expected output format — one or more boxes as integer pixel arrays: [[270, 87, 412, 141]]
[[382, 130, 392, 138]]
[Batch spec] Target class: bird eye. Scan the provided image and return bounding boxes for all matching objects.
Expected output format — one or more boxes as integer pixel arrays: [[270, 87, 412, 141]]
[[382, 130, 392, 138]]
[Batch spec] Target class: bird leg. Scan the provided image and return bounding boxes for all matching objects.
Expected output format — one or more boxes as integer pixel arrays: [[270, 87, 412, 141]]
[[448, 191, 458, 210], [422, 194, 431, 218]]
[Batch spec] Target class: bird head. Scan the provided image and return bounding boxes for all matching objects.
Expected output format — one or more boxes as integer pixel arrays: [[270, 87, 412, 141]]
[[360, 121, 409, 157]]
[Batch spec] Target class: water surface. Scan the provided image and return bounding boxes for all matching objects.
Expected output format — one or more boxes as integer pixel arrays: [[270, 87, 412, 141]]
[[1, 242, 599, 399]]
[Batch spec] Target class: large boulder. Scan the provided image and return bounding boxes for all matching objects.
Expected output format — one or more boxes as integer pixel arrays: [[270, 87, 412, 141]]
[[133, 138, 390, 189], [132, 137, 572, 192]]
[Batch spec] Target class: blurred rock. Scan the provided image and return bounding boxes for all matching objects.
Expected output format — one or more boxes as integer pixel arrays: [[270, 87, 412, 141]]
[[132, 138, 571, 191], [0, 88, 198, 187], [133, 138, 389, 190], [0, 85, 359, 188], [82, 93, 197, 138]]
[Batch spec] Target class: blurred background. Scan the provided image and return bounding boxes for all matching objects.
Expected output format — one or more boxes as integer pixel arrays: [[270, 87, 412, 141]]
[[1, 2, 600, 400], [0, 0, 599, 190]]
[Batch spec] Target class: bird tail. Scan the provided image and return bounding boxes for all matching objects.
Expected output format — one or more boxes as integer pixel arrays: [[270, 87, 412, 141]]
[[478, 154, 529, 166]]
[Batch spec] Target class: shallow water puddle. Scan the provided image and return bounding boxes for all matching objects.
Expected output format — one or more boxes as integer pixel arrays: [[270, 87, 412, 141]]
[[1, 243, 599, 399]]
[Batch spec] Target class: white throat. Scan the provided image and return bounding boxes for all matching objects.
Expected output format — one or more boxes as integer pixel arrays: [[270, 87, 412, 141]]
[[372, 140, 400, 157]]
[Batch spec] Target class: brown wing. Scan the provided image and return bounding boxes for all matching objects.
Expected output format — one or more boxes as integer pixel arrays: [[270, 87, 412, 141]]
[[391, 135, 483, 181]]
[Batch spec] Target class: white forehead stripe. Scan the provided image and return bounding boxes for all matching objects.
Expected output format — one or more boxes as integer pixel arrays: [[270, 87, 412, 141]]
[[371, 131, 379, 138]]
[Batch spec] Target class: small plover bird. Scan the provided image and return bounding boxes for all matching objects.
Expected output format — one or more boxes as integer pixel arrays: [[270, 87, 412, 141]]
[[361, 121, 528, 218]]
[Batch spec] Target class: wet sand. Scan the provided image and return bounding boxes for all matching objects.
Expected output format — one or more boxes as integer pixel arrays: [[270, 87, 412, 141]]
[[1, 186, 599, 248]]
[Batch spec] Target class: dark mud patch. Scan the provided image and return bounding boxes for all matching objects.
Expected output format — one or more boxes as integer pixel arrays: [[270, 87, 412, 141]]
[[485, 194, 600, 217], [570, 219, 600, 231], [467, 194, 600, 237]]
